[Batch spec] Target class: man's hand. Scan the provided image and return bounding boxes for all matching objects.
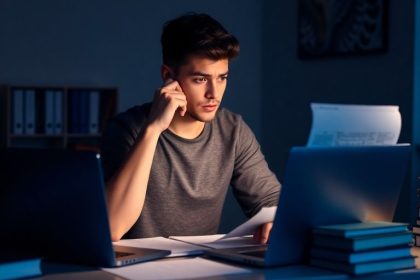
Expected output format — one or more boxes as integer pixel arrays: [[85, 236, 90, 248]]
[[148, 79, 187, 133], [253, 222, 273, 244]]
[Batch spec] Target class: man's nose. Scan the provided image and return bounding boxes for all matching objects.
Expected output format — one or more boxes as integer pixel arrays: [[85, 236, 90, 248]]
[[205, 81, 217, 99]]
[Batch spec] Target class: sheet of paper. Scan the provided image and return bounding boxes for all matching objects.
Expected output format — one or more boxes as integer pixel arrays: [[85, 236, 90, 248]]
[[169, 234, 224, 246], [114, 236, 204, 257], [221, 206, 277, 239], [307, 103, 401, 147], [102, 257, 252, 280], [170, 235, 259, 249]]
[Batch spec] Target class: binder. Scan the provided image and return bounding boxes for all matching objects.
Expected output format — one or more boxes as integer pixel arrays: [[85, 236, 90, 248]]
[[89, 91, 100, 134], [11, 89, 24, 135], [54, 91, 63, 134], [79, 91, 89, 133], [24, 89, 36, 134], [44, 90, 55, 135], [35, 90, 45, 134], [70, 91, 79, 134]]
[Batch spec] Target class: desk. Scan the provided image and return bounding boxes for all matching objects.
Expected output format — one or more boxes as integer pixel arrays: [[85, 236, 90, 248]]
[[33, 247, 420, 280]]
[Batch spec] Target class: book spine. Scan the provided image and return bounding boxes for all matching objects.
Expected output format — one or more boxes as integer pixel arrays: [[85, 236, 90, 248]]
[[11, 89, 24, 135], [54, 91, 63, 134], [24, 89, 36, 134], [44, 90, 55, 135]]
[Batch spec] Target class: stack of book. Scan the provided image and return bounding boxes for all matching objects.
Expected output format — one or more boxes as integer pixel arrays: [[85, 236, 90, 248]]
[[413, 205, 420, 246], [0, 257, 42, 280], [309, 221, 415, 275]]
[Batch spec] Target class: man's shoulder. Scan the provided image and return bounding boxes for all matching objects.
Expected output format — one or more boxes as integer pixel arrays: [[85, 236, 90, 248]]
[[114, 103, 151, 124], [109, 103, 151, 134]]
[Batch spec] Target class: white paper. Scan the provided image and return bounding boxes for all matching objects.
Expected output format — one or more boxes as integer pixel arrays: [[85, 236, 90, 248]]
[[222, 206, 277, 239], [307, 103, 401, 147], [113, 207, 276, 258], [102, 257, 252, 280], [169, 234, 224, 245], [170, 235, 258, 249], [113, 237, 204, 257]]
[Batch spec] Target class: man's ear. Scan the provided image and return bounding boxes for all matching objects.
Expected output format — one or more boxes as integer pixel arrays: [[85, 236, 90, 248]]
[[161, 65, 174, 83]]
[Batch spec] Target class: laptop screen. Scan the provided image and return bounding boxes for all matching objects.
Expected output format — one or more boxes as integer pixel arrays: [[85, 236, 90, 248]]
[[0, 149, 115, 265], [265, 145, 411, 266]]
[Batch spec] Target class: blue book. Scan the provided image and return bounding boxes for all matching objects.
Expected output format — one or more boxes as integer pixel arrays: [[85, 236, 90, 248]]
[[313, 221, 409, 238], [312, 231, 413, 251], [310, 257, 415, 275], [0, 258, 42, 280], [310, 246, 412, 264]]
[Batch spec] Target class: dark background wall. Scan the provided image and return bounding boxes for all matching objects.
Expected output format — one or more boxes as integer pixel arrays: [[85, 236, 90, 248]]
[[262, 0, 415, 223], [0, 0, 417, 230], [0, 0, 262, 135]]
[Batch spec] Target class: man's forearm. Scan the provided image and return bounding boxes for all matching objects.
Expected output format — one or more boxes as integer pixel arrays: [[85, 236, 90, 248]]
[[106, 125, 161, 241]]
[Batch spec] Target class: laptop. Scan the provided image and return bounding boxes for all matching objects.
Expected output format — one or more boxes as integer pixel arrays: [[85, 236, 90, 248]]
[[205, 145, 411, 267], [0, 148, 170, 267]]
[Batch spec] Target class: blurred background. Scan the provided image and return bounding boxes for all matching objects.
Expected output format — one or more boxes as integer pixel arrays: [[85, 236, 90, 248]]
[[0, 0, 418, 233]]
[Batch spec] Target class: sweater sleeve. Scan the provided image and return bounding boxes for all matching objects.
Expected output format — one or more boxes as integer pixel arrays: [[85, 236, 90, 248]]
[[100, 105, 148, 183], [231, 119, 281, 218]]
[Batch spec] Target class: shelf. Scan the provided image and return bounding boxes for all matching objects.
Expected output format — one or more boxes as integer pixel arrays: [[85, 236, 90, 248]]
[[9, 134, 64, 138], [1, 85, 117, 150]]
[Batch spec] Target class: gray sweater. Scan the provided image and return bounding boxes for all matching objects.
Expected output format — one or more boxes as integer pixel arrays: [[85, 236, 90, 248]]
[[101, 103, 281, 238]]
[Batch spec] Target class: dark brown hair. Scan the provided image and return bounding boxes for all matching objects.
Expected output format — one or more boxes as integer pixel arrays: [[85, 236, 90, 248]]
[[161, 13, 240, 70]]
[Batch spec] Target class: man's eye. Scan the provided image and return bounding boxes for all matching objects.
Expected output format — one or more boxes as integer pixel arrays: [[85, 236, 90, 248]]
[[220, 76, 228, 81], [194, 77, 206, 83]]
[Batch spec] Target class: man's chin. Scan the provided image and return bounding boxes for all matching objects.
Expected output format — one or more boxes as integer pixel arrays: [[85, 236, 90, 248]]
[[187, 111, 217, 123]]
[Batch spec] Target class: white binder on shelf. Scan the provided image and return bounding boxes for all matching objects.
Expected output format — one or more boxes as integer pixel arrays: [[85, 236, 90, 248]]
[[54, 91, 63, 134], [11, 89, 24, 135], [44, 90, 55, 135], [24, 89, 36, 135], [89, 90, 100, 134]]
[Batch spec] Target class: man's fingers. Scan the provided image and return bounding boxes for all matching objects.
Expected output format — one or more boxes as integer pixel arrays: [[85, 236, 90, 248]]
[[163, 79, 183, 92], [179, 105, 187, 117], [253, 223, 273, 245], [156, 88, 187, 117], [253, 226, 262, 243], [260, 223, 273, 244]]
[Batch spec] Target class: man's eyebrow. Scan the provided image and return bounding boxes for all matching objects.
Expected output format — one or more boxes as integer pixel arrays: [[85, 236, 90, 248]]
[[189, 71, 229, 77]]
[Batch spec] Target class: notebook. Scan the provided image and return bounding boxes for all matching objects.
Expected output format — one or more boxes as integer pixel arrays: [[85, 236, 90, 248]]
[[205, 145, 411, 267], [0, 148, 170, 267]]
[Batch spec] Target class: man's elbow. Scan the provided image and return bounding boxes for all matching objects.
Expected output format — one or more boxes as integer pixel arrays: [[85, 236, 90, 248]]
[[110, 228, 125, 242], [109, 221, 127, 242]]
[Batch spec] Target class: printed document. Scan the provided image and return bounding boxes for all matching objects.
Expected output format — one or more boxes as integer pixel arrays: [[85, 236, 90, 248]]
[[307, 103, 401, 147], [113, 206, 277, 256]]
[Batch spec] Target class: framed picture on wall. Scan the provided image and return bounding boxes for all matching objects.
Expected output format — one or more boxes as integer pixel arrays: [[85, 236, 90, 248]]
[[298, 0, 388, 59]]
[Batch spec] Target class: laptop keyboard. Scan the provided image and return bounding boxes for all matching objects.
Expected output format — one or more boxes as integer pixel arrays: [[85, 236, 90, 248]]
[[240, 249, 267, 258], [115, 251, 135, 258]]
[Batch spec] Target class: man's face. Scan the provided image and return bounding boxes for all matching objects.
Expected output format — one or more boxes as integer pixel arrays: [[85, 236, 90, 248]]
[[174, 56, 229, 122]]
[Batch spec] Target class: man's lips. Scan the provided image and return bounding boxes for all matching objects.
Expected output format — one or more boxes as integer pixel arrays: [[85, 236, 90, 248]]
[[202, 104, 218, 112]]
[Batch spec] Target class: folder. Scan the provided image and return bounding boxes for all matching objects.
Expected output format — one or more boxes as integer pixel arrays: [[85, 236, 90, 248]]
[[80, 91, 89, 133], [24, 90, 36, 134], [70, 91, 79, 134], [89, 90, 100, 134], [44, 90, 55, 135], [54, 91, 63, 134], [11, 89, 24, 135]]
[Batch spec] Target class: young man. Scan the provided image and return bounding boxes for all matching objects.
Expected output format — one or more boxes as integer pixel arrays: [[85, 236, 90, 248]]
[[101, 13, 281, 243]]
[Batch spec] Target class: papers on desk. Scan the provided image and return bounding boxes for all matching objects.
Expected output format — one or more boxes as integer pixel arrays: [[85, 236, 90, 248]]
[[222, 206, 277, 239], [169, 235, 258, 250], [114, 237, 204, 257], [102, 257, 252, 280], [307, 103, 401, 147], [113, 206, 276, 257]]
